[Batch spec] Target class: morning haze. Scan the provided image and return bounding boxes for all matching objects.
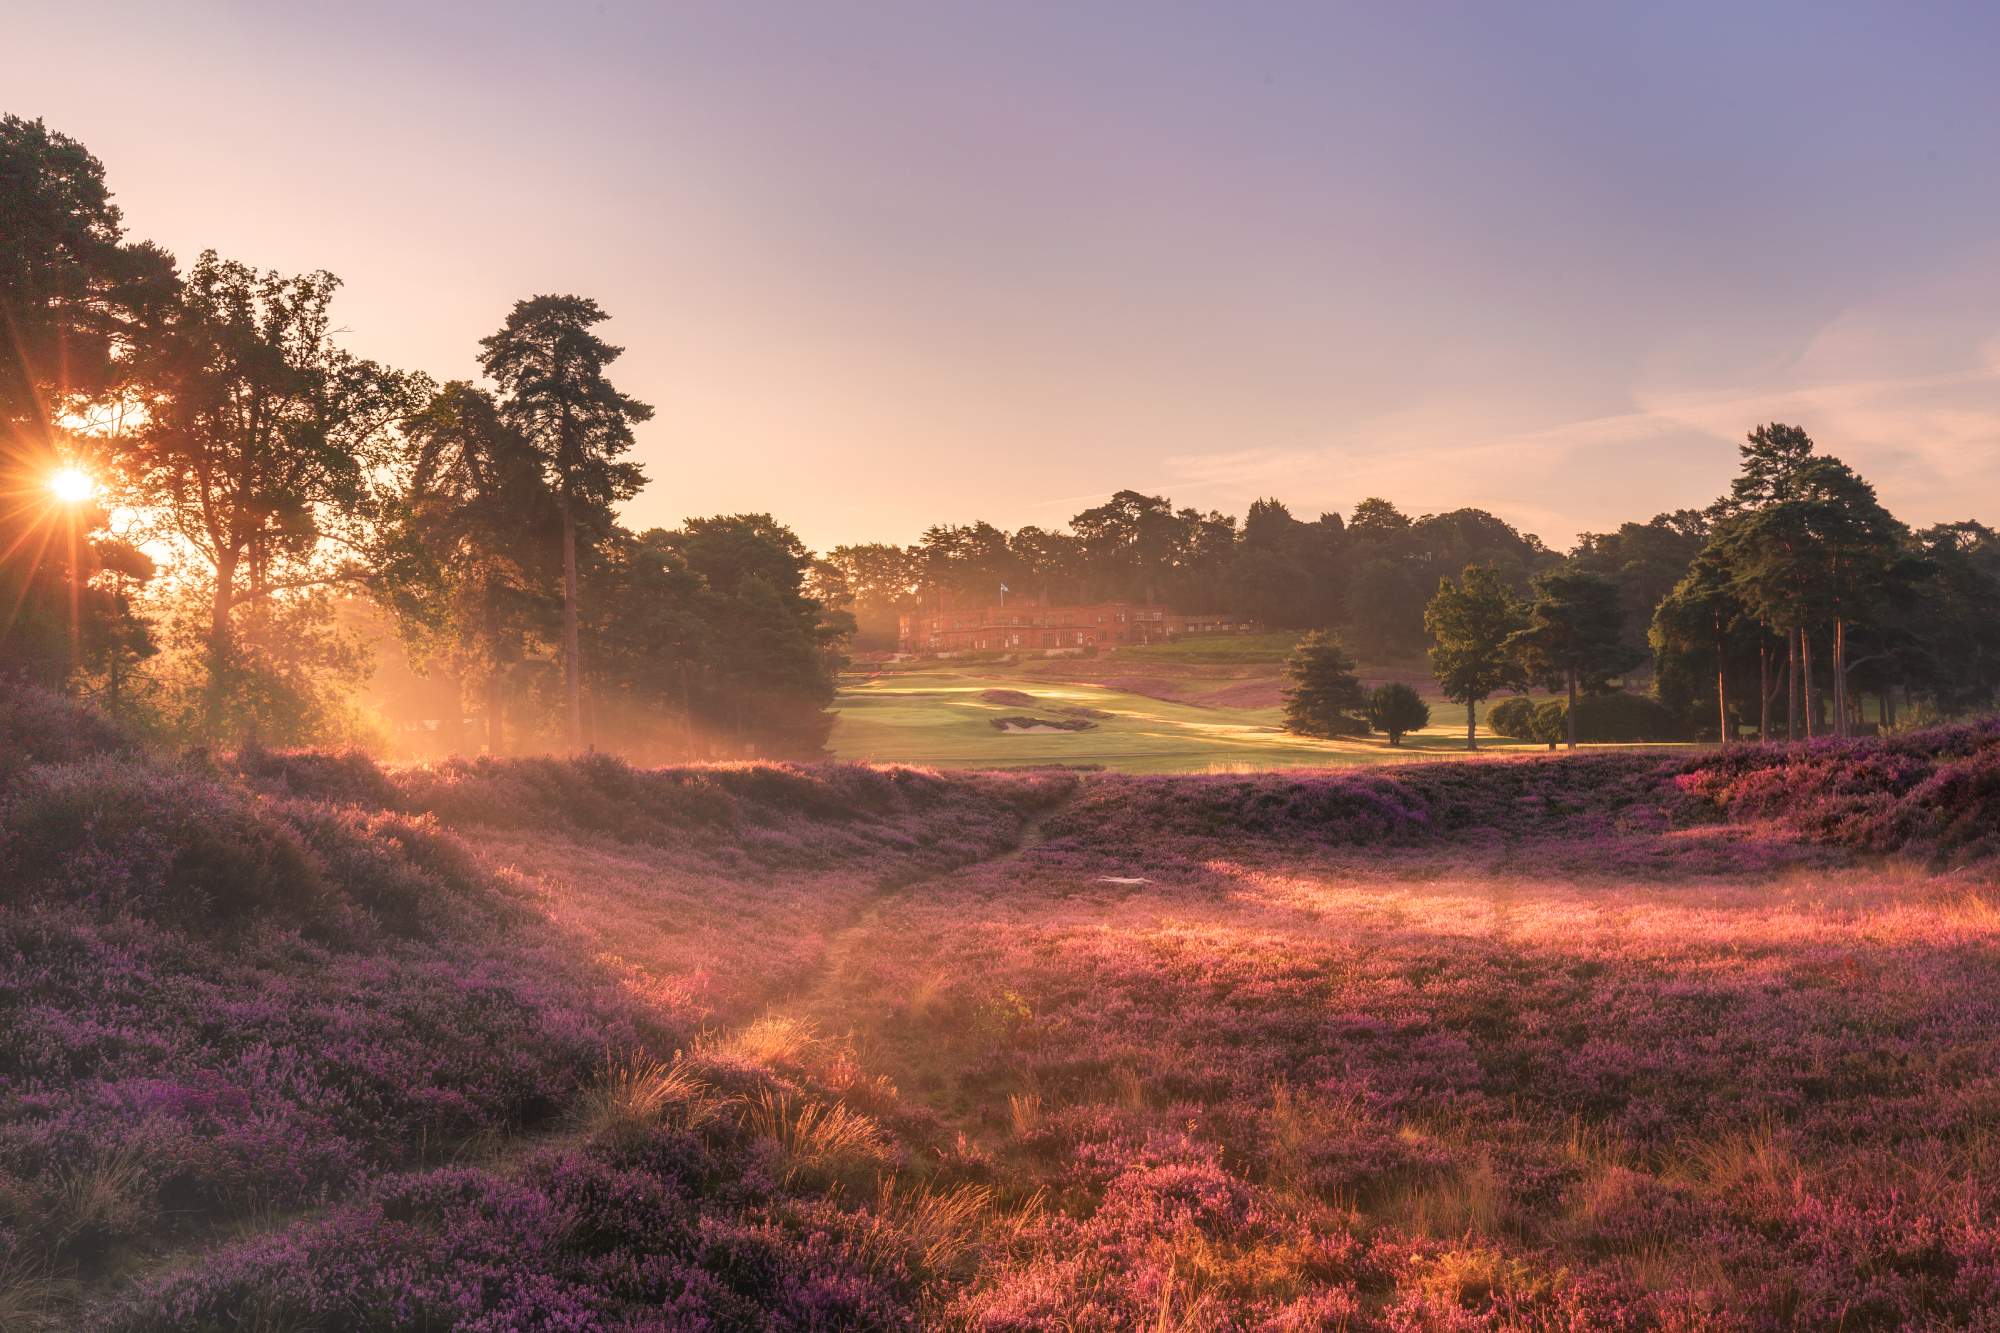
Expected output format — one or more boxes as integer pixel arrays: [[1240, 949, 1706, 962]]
[[8, 5, 2000, 1328], [7, 1, 1997, 551]]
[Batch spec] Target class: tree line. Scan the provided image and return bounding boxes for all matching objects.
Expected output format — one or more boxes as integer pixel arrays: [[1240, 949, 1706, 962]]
[[9, 113, 1996, 759], [1276, 424, 2000, 748], [0, 115, 846, 758], [819, 492, 1570, 655]]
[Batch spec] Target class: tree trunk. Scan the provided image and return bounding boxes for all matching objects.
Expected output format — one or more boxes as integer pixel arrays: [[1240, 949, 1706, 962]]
[[1801, 630, 1817, 739], [1466, 699, 1477, 751], [560, 500, 585, 752], [1716, 618, 1729, 746], [1832, 618, 1847, 739], [106, 575, 124, 717], [1758, 638, 1771, 741], [484, 588, 505, 755], [681, 664, 697, 761], [205, 551, 237, 745], [1787, 627, 1800, 740], [486, 668, 505, 756], [445, 669, 468, 755], [1883, 684, 1896, 731], [1565, 666, 1578, 749]]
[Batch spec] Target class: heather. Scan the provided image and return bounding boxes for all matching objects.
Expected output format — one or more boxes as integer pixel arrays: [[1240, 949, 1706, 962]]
[[13, 691, 2000, 1327], [1044, 720, 2000, 876], [0, 690, 1060, 1324], [815, 779, 2000, 1326]]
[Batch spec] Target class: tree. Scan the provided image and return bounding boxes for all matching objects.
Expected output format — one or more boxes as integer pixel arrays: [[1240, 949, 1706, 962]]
[[1650, 549, 1768, 741], [1717, 423, 1822, 737], [1506, 569, 1641, 748], [1009, 526, 1083, 607], [374, 382, 560, 753], [1717, 434, 1905, 739], [479, 295, 651, 751], [916, 521, 1014, 604], [1425, 565, 1528, 750], [1070, 490, 1186, 604], [127, 252, 422, 740], [1345, 556, 1425, 656], [1346, 497, 1413, 543], [0, 115, 176, 440], [1, 115, 173, 691], [1228, 498, 1344, 628], [1281, 631, 1369, 737], [1894, 523, 2000, 715], [819, 542, 922, 647], [1367, 682, 1429, 746], [642, 515, 849, 757], [1570, 511, 1708, 662]]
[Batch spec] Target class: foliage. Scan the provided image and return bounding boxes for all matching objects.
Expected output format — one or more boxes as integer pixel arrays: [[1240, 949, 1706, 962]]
[[1508, 568, 1642, 747], [1425, 564, 1528, 748], [479, 294, 653, 749], [1281, 631, 1370, 738], [372, 381, 560, 753], [1488, 696, 1537, 739], [1366, 681, 1430, 746], [0, 115, 170, 691], [122, 251, 424, 741]]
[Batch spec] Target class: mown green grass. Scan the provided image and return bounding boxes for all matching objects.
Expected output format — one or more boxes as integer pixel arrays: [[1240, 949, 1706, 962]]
[[1107, 631, 1300, 664], [830, 667, 1590, 773], [834, 628, 1705, 772]]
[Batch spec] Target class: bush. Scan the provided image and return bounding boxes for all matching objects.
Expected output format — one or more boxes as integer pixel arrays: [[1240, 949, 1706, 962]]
[[1488, 697, 1537, 739], [0, 757, 341, 933], [1366, 683, 1430, 746], [0, 685, 130, 783], [1530, 699, 1568, 746], [1493, 693, 1687, 744], [1570, 692, 1687, 743]]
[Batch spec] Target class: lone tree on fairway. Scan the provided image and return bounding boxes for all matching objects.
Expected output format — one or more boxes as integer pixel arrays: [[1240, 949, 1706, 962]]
[[480, 296, 653, 751], [1367, 681, 1430, 746], [1426, 565, 1528, 750], [1282, 631, 1370, 737], [1506, 569, 1641, 748]]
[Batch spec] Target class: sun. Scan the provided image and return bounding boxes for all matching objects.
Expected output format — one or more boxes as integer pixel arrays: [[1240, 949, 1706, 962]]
[[48, 466, 95, 504]]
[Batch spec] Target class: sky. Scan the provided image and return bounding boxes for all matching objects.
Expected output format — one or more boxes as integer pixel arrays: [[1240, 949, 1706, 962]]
[[7, 1, 2000, 552]]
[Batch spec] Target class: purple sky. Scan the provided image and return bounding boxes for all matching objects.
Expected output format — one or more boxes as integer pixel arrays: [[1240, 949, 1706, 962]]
[[8, 2, 1999, 550]]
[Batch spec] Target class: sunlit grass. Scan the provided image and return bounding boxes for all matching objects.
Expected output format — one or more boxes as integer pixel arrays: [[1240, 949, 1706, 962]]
[[830, 662, 1628, 772]]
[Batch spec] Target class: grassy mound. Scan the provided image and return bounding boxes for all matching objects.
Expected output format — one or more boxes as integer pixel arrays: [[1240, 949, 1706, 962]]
[[0, 688, 1062, 1327], [1034, 722, 2000, 875], [10, 683, 2000, 1328]]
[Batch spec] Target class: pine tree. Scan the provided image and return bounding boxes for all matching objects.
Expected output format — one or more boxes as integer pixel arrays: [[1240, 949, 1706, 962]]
[[1282, 631, 1369, 738], [1506, 569, 1641, 748], [1426, 565, 1528, 750], [479, 296, 652, 750]]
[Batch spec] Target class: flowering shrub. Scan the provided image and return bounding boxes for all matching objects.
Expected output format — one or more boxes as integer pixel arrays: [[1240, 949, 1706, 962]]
[[1675, 718, 2000, 861], [0, 689, 1062, 1325], [11, 684, 2000, 1328]]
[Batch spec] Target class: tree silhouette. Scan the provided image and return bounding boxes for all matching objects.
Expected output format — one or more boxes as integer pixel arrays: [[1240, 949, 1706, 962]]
[[129, 252, 421, 740], [479, 296, 651, 751], [1426, 565, 1528, 750], [1367, 682, 1430, 746], [376, 381, 560, 754], [0, 115, 173, 689], [1507, 569, 1639, 748], [1281, 631, 1369, 738]]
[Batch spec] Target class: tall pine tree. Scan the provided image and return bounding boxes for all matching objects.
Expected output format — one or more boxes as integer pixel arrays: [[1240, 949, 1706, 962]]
[[479, 296, 652, 750]]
